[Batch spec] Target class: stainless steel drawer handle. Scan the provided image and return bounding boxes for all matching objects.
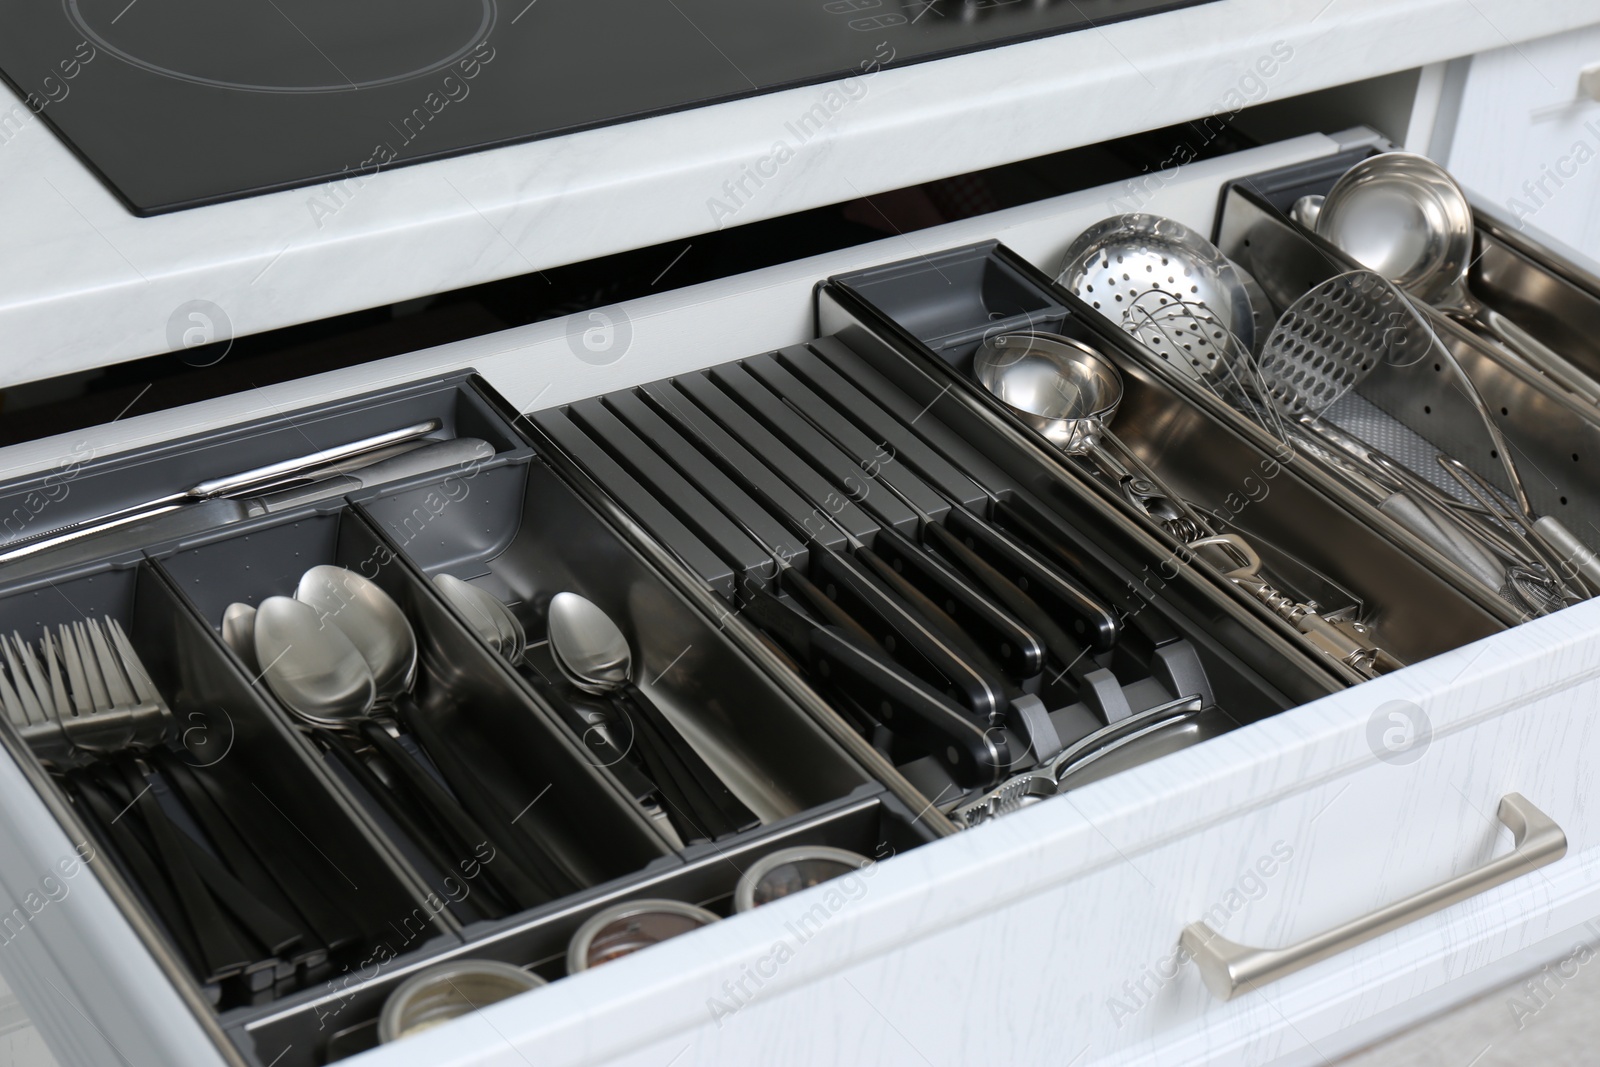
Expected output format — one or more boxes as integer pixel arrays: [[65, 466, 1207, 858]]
[[1180, 793, 1566, 1002]]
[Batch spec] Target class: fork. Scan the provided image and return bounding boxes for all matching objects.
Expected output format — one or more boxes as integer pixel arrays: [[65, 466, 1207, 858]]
[[0, 620, 277, 983]]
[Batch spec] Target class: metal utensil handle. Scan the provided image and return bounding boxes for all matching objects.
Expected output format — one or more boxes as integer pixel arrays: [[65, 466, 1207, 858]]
[[1181, 793, 1565, 1002], [1473, 304, 1600, 408], [189, 419, 441, 497]]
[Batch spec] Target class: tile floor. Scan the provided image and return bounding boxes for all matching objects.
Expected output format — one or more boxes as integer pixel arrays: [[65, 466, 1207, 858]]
[[1337, 951, 1600, 1065]]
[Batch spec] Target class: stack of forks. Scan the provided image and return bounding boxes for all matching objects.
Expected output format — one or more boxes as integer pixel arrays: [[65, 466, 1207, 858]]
[[0, 618, 329, 997]]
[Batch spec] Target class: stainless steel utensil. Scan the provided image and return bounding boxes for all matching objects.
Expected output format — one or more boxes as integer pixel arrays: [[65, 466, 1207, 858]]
[[221, 603, 259, 672], [1059, 213, 1263, 364], [973, 331, 1400, 676], [972, 332, 1214, 543], [0, 620, 273, 980], [546, 593, 629, 696], [952, 693, 1205, 827], [547, 592, 757, 840], [1316, 152, 1600, 406], [1258, 269, 1594, 606], [1290, 194, 1324, 229], [242, 438, 495, 517], [296, 566, 418, 701], [431, 574, 507, 660], [292, 568, 564, 905], [254, 596, 378, 729], [0, 420, 443, 562]]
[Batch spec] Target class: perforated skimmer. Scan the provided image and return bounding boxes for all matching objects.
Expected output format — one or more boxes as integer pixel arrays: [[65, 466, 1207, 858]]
[[1059, 214, 1263, 386], [1258, 270, 1597, 609]]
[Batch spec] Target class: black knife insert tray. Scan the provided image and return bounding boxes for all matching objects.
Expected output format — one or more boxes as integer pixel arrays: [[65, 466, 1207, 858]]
[[524, 322, 1326, 811], [822, 240, 1506, 672]]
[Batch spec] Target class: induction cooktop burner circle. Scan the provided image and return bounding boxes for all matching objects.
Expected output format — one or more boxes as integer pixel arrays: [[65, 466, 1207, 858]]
[[63, 0, 496, 94]]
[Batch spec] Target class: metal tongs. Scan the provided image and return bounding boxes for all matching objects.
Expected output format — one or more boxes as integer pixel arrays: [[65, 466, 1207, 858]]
[[951, 693, 1205, 828]]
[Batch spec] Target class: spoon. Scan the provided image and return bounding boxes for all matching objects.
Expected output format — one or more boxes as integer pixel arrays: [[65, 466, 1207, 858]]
[[253, 596, 377, 730], [431, 574, 503, 656], [547, 593, 630, 695], [221, 602, 259, 672], [432, 574, 682, 846], [252, 595, 527, 914], [546, 592, 755, 840], [1315, 152, 1600, 406], [295, 566, 417, 703], [431, 574, 523, 665], [295, 567, 561, 906]]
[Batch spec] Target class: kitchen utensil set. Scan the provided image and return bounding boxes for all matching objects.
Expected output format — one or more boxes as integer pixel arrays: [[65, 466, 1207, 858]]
[[1060, 159, 1600, 626], [972, 329, 1403, 679]]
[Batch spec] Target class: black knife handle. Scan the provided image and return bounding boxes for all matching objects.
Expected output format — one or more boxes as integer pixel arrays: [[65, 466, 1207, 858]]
[[870, 523, 1045, 680], [944, 506, 1120, 652], [809, 627, 1009, 788], [810, 543, 1006, 723], [922, 521, 1096, 687], [991, 497, 1181, 650]]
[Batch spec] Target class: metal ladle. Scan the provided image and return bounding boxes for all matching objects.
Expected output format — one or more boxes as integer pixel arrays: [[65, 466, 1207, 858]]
[[971, 332, 1212, 542], [1315, 152, 1600, 406]]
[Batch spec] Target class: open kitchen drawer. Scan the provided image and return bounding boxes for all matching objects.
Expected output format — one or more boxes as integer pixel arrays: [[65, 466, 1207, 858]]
[[3, 120, 1600, 1067]]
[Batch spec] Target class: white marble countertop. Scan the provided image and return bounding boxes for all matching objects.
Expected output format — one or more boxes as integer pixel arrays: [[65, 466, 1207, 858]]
[[0, 0, 1596, 388]]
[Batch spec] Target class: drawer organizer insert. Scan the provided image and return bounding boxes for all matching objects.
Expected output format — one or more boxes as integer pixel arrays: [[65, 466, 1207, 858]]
[[819, 241, 1505, 684], [1212, 153, 1600, 618], [0, 374, 914, 1067], [525, 318, 1342, 822]]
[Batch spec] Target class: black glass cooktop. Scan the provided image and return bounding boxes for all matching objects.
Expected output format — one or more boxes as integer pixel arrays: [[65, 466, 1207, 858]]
[[1, 0, 1218, 216]]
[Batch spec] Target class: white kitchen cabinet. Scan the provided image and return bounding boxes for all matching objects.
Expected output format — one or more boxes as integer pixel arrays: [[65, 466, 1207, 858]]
[[3, 8, 1600, 1067], [1443, 23, 1600, 258]]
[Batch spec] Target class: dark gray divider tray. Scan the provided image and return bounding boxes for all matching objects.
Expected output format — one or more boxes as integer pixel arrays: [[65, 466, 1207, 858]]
[[0, 558, 453, 1015], [153, 505, 674, 899], [0, 373, 526, 583], [355, 452, 876, 828]]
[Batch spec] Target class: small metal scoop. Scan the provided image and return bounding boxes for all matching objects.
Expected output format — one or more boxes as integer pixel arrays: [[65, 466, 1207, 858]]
[[972, 332, 1210, 542]]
